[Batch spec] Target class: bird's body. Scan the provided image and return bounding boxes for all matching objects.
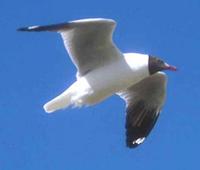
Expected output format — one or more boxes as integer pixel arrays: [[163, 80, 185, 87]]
[[18, 18, 176, 148], [44, 53, 149, 112]]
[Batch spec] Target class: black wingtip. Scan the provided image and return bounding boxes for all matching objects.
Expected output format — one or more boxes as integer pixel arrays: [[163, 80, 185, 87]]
[[17, 26, 40, 32], [126, 137, 146, 149], [17, 27, 29, 31], [17, 22, 71, 32], [126, 142, 139, 148]]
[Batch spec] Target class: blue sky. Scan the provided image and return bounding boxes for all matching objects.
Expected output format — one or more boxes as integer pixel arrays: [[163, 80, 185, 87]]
[[1, 0, 200, 169]]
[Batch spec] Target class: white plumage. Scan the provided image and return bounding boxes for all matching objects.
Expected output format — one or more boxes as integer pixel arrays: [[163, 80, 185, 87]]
[[18, 18, 176, 148], [44, 52, 150, 113]]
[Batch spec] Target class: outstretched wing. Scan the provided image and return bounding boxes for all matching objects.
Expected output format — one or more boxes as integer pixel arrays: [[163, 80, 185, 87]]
[[18, 18, 121, 76], [118, 72, 167, 148]]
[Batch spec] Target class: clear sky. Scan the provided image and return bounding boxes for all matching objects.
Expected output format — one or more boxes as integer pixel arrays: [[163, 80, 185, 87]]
[[1, 0, 200, 169]]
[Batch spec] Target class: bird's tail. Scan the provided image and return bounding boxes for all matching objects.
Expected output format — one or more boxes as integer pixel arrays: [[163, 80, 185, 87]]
[[43, 90, 72, 113]]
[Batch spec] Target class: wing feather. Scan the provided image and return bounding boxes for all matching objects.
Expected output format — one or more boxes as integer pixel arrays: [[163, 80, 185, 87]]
[[18, 18, 121, 76], [118, 72, 167, 148]]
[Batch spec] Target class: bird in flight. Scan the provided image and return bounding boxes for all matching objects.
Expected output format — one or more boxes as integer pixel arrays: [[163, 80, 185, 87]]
[[18, 18, 176, 148]]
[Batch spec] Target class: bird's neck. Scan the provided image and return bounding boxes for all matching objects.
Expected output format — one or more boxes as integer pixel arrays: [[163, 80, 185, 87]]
[[123, 53, 149, 77]]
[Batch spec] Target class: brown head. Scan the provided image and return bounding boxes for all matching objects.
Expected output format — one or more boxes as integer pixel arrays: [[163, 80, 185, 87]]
[[148, 55, 177, 75]]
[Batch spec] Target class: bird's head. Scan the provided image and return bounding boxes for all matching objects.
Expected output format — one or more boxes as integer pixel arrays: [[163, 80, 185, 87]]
[[148, 55, 177, 75]]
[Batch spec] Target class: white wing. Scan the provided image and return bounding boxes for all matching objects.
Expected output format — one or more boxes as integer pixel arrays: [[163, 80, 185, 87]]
[[18, 18, 121, 76], [117, 72, 167, 148]]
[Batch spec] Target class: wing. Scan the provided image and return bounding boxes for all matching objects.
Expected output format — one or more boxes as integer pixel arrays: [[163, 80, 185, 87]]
[[18, 18, 121, 76], [117, 72, 167, 148]]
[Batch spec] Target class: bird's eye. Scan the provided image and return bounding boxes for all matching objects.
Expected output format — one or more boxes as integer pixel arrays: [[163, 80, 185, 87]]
[[157, 59, 164, 64]]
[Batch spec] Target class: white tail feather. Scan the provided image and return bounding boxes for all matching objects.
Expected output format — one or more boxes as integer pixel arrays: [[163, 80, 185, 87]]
[[43, 92, 72, 113], [43, 79, 92, 113]]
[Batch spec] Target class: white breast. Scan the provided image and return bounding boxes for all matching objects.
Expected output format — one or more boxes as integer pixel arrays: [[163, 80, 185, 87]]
[[72, 53, 150, 105]]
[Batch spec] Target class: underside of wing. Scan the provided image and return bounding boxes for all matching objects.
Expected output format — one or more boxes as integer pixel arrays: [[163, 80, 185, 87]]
[[118, 72, 167, 148], [125, 100, 160, 148], [18, 18, 121, 76]]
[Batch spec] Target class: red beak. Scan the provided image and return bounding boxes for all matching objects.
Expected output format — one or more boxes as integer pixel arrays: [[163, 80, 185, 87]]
[[164, 63, 177, 71]]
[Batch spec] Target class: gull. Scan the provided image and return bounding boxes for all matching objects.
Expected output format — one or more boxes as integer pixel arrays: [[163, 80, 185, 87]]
[[18, 18, 177, 148]]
